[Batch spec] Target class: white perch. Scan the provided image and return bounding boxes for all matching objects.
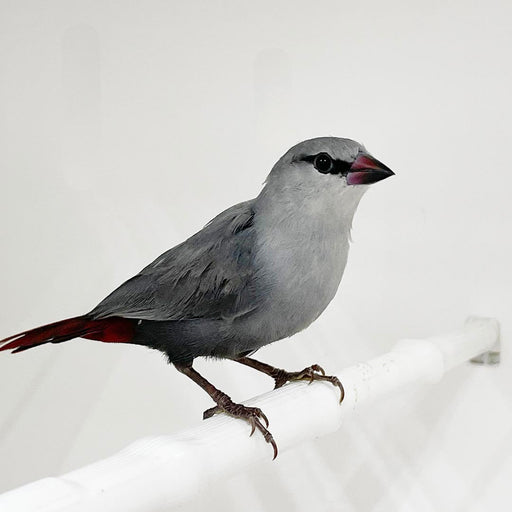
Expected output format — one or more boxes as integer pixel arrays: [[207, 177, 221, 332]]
[[0, 316, 500, 512]]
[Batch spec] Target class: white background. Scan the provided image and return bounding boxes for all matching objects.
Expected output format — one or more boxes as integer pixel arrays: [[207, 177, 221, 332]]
[[0, 1, 511, 510]]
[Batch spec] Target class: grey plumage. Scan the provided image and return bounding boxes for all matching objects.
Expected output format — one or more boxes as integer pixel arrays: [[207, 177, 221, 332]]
[[1, 136, 394, 458], [90, 137, 389, 364], [91, 200, 258, 323]]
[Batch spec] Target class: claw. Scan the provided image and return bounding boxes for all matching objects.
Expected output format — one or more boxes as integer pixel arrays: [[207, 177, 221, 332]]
[[252, 417, 278, 460], [265, 428, 279, 459], [335, 378, 345, 403], [272, 441, 278, 460], [312, 364, 325, 376], [271, 364, 345, 405], [259, 410, 269, 428], [202, 401, 277, 459]]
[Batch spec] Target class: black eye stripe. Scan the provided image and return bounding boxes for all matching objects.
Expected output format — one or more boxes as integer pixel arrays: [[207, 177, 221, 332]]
[[301, 153, 352, 176]]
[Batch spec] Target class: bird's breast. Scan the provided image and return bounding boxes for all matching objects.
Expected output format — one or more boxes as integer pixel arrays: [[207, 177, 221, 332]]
[[252, 214, 350, 341]]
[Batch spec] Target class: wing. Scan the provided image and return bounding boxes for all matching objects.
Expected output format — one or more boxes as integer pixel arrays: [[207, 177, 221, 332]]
[[89, 200, 260, 322]]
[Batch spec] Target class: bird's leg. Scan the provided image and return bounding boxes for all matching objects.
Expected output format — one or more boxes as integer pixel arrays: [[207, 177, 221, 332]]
[[235, 356, 344, 403], [174, 362, 278, 459]]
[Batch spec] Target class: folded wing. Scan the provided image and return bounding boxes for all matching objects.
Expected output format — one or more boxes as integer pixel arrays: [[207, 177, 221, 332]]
[[89, 201, 260, 322]]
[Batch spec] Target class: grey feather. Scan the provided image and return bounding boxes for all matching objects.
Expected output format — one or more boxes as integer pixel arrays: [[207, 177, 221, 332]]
[[87, 137, 393, 364], [90, 201, 260, 322]]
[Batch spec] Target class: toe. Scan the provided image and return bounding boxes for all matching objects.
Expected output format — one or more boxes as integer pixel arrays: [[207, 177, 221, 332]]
[[203, 406, 220, 420], [257, 409, 269, 428], [311, 364, 326, 375]]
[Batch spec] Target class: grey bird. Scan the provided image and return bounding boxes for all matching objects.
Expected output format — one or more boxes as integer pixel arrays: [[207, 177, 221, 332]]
[[0, 137, 394, 457]]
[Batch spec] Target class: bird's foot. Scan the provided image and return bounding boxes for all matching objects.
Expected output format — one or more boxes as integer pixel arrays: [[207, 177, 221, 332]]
[[203, 396, 278, 459], [272, 364, 345, 403]]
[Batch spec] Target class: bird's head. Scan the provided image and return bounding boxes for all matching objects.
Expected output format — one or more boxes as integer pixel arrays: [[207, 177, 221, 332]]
[[269, 136, 393, 186], [259, 137, 394, 220]]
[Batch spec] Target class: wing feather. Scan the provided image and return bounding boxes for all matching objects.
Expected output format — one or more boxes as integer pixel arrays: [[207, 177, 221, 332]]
[[90, 201, 258, 322]]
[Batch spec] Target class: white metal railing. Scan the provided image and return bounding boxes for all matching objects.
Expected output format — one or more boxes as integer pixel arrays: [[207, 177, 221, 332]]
[[0, 316, 500, 512]]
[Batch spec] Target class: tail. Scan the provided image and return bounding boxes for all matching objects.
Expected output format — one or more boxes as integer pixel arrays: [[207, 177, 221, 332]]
[[0, 315, 136, 353]]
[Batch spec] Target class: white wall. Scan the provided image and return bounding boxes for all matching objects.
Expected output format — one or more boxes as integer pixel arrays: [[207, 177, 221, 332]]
[[0, 1, 511, 510]]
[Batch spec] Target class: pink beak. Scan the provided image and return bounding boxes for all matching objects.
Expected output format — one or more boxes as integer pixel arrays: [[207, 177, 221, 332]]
[[346, 151, 395, 185]]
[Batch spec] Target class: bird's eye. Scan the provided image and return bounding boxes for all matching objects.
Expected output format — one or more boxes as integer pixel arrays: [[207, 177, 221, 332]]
[[313, 153, 333, 174]]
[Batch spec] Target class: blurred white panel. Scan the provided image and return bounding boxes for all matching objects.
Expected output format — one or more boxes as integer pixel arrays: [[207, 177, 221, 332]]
[[0, 0, 511, 510]]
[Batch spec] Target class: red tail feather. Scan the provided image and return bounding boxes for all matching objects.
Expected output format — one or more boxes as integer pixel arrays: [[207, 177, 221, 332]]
[[0, 316, 136, 353]]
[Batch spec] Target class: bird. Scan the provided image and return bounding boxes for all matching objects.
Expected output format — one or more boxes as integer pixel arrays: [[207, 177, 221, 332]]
[[0, 137, 394, 458]]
